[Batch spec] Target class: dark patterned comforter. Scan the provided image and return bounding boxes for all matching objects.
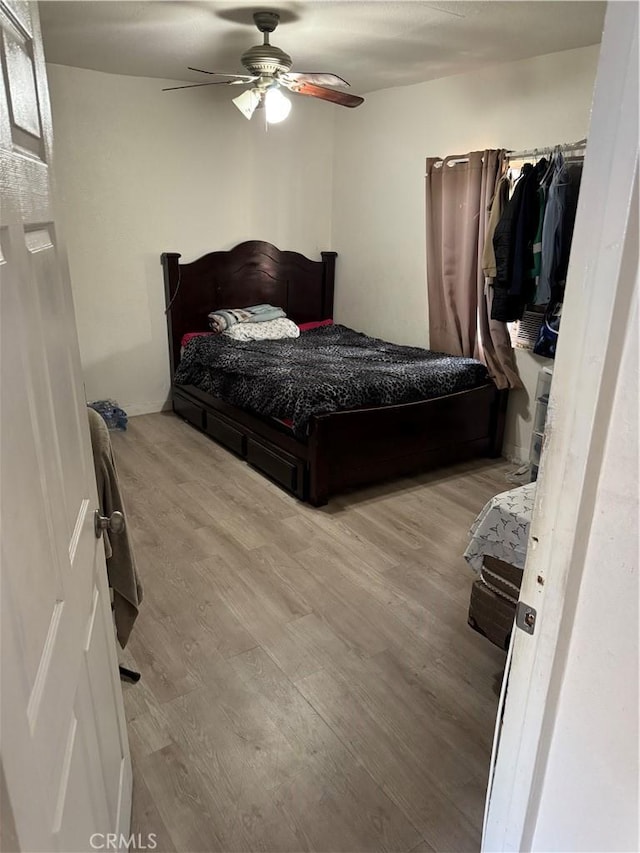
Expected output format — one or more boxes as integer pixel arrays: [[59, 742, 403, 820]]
[[174, 324, 489, 438]]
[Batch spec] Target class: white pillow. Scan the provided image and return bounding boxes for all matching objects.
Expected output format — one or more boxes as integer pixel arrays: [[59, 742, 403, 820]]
[[222, 317, 300, 341]]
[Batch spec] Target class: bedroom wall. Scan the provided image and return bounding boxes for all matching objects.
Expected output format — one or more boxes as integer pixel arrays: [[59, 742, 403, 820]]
[[46, 63, 335, 414], [331, 44, 601, 462]]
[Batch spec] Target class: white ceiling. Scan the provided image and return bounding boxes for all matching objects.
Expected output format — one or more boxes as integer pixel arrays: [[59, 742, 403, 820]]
[[39, 1, 606, 96]]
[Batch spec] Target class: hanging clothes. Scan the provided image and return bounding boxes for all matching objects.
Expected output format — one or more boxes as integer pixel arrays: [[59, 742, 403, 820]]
[[491, 165, 530, 322], [533, 152, 584, 356], [509, 158, 548, 300], [531, 184, 547, 279], [482, 173, 510, 282], [491, 159, 547, 322], [535, 154, 583, 305], [557, 160, 583, 282], [536, 153, 568, 305], [484, 140, 584, 356], [493, 165, 530, 285]]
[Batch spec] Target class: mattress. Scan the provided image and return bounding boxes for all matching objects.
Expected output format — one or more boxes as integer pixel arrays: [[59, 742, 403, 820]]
[[174, 323, 490, 439]]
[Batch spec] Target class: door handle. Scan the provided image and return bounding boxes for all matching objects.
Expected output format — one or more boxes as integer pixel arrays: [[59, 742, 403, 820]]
[[94, 509, 125, 538]]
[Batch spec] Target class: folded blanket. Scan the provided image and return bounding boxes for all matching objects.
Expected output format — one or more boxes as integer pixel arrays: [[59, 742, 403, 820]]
[[208, 303, 285, 334], [223, 317, 300, 341]]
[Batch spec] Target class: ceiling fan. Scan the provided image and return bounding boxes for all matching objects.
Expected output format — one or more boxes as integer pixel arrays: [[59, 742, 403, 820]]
[[163, 11, 364, 123]]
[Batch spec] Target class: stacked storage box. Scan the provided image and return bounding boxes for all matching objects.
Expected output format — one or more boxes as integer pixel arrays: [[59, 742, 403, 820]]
[[464, 482, 535, 650]]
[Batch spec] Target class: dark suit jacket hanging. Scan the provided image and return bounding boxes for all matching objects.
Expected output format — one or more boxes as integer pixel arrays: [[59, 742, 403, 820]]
[[491, 160, 548, 322]]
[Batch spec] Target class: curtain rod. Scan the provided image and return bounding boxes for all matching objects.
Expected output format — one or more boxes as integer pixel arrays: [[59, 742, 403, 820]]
[[429, 138, 587, 170], [506, 138, 587, 161]]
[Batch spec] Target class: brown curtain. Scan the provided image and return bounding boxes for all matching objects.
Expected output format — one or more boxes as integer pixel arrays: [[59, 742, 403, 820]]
[[426, 150, 522, 389]]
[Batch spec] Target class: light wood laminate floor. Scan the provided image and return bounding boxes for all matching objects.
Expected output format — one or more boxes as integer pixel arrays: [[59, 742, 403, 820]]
[[112, 412, 509, 853]]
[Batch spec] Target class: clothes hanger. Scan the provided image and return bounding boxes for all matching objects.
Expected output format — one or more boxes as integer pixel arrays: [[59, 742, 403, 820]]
[[540, 145, 558, 186]]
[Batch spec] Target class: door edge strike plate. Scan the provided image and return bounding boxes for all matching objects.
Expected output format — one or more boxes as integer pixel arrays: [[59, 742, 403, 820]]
[[516, 601, 537, 635]]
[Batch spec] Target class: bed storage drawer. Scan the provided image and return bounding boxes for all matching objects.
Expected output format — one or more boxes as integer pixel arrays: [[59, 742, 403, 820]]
[[204, 411, 246, 455], [247, 438, 304, 497], [173, 392, 204, 430]]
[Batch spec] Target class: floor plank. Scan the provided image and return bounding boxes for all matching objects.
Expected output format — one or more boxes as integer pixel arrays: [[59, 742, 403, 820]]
[[113, 412, 510, 852]]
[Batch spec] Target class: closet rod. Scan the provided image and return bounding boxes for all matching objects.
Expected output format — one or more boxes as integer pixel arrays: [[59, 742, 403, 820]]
[[506, 137, 587, 161]]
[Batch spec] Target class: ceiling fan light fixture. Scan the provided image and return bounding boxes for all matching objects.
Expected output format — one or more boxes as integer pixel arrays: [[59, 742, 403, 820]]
[[264, 87, 291, 124], [166, 11, 364, 116], [232, 88, 262, 120]]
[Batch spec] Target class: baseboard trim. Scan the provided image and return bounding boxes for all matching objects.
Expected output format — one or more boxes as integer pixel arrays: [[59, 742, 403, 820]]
[[121, 400, 172, 417], [502, 443, 528, 465]]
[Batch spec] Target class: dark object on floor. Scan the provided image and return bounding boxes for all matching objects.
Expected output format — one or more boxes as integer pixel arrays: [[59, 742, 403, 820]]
[[468, 555, 523, 650], [118, 665, 141, 683], [89, 399, 128, 430]]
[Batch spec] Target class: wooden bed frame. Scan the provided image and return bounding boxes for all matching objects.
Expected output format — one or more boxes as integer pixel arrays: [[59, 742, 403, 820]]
[[162, 241, 507, 505]]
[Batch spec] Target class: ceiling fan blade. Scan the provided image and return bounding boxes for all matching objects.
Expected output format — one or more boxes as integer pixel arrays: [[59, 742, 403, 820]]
[[279, 72, 349, 88], [286, 81, 364, 108], [162, 80, 249, 91], [187, 67, 256, 81]]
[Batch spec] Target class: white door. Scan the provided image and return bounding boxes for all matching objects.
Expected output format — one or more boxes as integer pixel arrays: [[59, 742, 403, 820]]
[[0, 2, 132, 850], [483, 2, 639, 850]]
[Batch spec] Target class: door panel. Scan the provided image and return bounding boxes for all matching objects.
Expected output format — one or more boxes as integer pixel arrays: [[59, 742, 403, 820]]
[[85, 583, 130, 823], [55, 702, 110, 847], [483, 4, 639, 848], [3, 23, 43, 144], [0, 2, 132, 849], [25, 227, 89, 531], [0, 229, 67, 688]]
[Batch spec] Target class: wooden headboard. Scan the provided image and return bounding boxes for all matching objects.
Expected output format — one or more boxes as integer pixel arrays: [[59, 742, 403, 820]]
[[161, 240, 337, 379]]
